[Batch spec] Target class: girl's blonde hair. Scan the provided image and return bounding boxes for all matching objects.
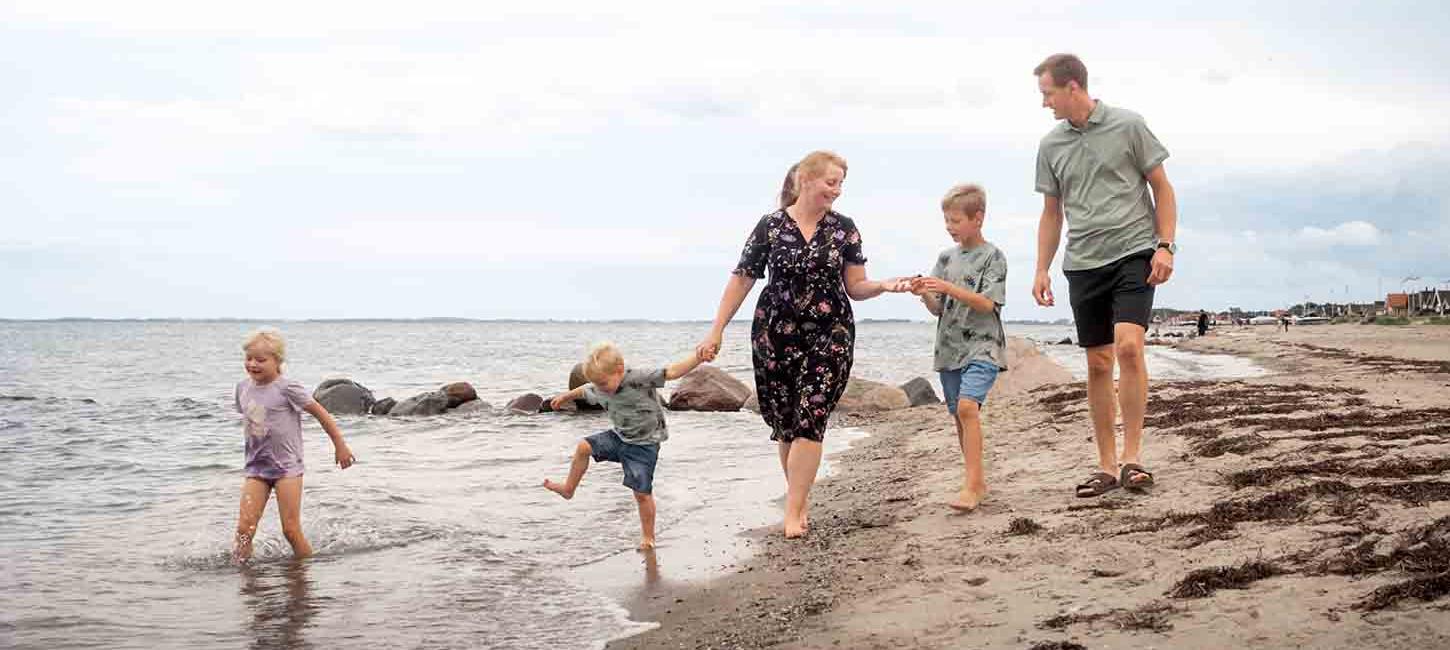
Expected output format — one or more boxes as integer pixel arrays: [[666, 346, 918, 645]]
[[583, 342, 624, 383], [941, 183, 986, 216], [793, 150, 848, 188], [243, 329, 287, 363]]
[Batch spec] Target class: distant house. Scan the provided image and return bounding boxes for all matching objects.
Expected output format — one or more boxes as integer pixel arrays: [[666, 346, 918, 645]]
[[1387, 293, 1409, 316]]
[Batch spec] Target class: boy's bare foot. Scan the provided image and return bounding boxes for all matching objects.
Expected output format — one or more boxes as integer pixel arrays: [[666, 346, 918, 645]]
[[637, 538, 656, 551], [542, 479, 575, 499]]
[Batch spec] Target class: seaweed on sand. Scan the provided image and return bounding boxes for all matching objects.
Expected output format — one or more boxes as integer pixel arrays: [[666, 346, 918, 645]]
[[1168, 560, 1280, 598]]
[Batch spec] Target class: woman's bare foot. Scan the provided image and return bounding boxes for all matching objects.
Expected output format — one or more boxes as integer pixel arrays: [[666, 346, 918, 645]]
[[949, 485, 988, 511], [542, 479, 575, 499], [637, 538, 656, 551]]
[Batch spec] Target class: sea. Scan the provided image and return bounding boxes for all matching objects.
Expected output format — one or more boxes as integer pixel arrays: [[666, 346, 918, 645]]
[[0, 320, 1265, 649]]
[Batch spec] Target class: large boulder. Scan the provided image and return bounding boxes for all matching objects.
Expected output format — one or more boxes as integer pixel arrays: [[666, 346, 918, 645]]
[[836, 377, 911, 413], [507, 393, 545, 414], [899, 377, 940, 407], [371, 397, 396, 416], [565, 363, 603, 411], [667, 365, 751, 412], [442, 382, 478, 408], [391, 390, 450, 416], [312, 379, 375, 415], [742, 392, 760, 413]]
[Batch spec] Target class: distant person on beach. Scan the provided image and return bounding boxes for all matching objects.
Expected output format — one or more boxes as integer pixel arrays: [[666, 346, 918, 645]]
[[1196, 310, 1209, 337], [1280, 314, 1290, 332], [1028, 54, 1178, 498], [543, 342, 707, 550], [233, 330, 355, 563], [696, 150, 911, 539], [909, 184, 1007, 511]]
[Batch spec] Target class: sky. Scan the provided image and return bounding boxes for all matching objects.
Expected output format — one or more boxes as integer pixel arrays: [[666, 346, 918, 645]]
[[3, 0, 1449, 321]]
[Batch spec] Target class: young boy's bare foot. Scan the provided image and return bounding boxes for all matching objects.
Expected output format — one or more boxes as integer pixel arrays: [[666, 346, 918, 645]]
[[542, 479, 575, 499], [637, 538, 656, 551]]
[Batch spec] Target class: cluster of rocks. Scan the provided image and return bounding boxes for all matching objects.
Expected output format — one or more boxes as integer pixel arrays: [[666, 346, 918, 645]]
[[311, 364, 943, 418], [312, 378, 489, 417]]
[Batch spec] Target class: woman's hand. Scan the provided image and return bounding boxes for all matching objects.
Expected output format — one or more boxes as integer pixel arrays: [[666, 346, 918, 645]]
[[880, 276, 914, 293], [335, 443, 356, 469], [695, 331, 722, 363]]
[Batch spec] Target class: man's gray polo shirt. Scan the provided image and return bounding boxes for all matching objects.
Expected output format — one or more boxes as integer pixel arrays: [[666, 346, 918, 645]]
[[1035, 101, 1169, 271]]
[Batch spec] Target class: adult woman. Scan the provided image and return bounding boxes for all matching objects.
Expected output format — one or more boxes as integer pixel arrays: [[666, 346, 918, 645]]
[[697, 151, 908, 539]]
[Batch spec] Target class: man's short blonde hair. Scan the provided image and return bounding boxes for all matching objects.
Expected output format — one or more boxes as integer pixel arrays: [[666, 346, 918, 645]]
[[243, 329, 287, 363], [941, 184, 986, 217], [794, 150, 848, 188], [583, 342, 625, 383]]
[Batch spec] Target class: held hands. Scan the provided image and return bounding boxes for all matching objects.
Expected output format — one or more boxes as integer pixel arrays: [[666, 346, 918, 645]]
[[1032, 270, 1055, 307], [909, 275, 949, 296], [879, 276, 914, 294], [1147, 249, 1174, 286], [694, 332, 722, 363], [335, 443, 356, 469]]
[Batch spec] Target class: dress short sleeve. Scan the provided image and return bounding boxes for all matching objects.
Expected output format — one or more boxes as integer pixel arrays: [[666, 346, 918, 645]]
[[283, 379, 315, 413], [733, 215, 772, 279], [840, 216, 867, 266]]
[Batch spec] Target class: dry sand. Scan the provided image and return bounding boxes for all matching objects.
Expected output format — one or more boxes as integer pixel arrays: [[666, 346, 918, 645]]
[[609, 324, 1450, 649]]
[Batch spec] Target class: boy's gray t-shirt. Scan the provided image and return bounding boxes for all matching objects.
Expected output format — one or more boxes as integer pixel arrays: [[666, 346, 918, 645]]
[[583, 367, 668, 445], [1034, 101, 1169, 271], [929, 242, 1008, 372], [235, 376, 315, 479]]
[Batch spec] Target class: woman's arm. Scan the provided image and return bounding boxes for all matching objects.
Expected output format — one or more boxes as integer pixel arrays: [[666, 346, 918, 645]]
[[912, 276, 995, 313], [843, 265, 908, 301], [697, 273, 755, 360]]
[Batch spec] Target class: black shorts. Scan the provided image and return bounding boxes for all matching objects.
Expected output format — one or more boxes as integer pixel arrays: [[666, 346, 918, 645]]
[[1065, 249, 1155, 348]]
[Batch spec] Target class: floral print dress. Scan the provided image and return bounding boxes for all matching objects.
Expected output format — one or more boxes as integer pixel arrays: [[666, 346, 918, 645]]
[[733, 209, 867, 442]]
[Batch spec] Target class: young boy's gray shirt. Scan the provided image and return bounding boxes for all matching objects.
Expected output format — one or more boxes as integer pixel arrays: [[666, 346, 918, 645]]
[[583, 367, 669, 445], [929, 242, 1008, 372]]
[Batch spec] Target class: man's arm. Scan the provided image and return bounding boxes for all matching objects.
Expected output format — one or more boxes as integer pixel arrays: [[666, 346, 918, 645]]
[[1145, 165, 1177, 286], [664, 350, 705, 381], [1033, 195, 1064, 306]]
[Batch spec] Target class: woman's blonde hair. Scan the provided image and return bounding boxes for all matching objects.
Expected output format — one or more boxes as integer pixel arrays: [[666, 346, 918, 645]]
[[793, 150, 848, 189], [583, 342, 624, 383], [243, 329, 287, 363], [941, 183, 986, 216]]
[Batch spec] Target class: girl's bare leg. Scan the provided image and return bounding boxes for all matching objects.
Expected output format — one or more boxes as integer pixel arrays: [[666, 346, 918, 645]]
[[233, 477, 272, 563], [273, 477, 312, 559], [543, 440, 592, 499]]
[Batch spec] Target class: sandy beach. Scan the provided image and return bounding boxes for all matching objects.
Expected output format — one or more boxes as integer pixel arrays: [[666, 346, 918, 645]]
[[609, 323, 1450, 649]]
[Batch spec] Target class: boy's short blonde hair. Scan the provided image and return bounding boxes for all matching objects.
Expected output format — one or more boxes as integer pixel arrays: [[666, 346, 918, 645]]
[[583, 342, 625, 383], [243, 329, 286, 363], [941, 184, 986, 217]]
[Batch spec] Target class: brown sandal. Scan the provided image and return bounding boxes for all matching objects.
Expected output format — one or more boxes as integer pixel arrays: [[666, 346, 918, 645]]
[[1075, 472, 1120, 498], [1121, 463, 1155, 491]]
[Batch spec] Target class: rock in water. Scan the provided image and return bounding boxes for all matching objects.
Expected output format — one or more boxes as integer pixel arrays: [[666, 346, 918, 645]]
[[667, 365, 751, 411], [312, 379, 375, 415], [391, 390, 450, 416], [371, 397, 396, 415], [836, 377, 911, 413], [507, 393, 545, 414], [442, 382, 478, 408], [898, 377, 940, 407], [451, 400, 490, 414]]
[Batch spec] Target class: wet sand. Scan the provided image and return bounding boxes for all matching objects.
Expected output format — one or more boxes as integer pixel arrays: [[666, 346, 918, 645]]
[[608, 324, 1450, 649]]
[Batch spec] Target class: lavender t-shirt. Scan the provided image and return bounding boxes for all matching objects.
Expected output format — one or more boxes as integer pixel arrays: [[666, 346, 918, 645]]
[[235, 377, 315, 479]]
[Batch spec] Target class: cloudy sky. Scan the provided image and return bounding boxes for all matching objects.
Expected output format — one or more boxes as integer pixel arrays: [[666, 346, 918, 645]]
[[4, 0, 1448, 321]]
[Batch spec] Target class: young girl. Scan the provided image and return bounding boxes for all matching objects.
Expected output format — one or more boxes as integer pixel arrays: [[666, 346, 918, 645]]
[[233, 330, 355, 562]]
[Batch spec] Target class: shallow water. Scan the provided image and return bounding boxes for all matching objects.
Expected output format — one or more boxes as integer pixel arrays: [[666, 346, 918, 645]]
[[0, 320, 1257, 649]]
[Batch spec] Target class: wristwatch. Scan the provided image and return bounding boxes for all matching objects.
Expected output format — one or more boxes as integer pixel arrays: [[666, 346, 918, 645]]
[[1156, 241, 1177, 255]]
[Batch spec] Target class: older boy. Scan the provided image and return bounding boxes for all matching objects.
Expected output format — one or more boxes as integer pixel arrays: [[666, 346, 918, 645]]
[[543, 342, 706, 550], [911, 184, 1008, 511]]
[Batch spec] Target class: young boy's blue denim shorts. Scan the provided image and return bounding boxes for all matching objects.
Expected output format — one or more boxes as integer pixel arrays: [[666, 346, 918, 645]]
[[939, 360, 1001, 414], [584, 429, 659, 494]]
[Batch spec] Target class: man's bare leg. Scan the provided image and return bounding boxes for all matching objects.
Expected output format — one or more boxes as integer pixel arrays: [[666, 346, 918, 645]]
[[1115, 322, 1151, 486], [1084, 344, 1119, 476]]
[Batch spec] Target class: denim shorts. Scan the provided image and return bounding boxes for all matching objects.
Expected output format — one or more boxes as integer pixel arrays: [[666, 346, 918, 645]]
[[584, 429, 659, 494], [939, 360, 1001, 414]]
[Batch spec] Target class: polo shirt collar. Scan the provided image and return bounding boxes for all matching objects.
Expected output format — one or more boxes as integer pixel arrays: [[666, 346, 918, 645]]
[[1068, 100, 1107, 132]]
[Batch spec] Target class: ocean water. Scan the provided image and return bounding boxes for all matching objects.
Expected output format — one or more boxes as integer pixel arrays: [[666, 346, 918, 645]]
[[0, 320, 1259, 649]]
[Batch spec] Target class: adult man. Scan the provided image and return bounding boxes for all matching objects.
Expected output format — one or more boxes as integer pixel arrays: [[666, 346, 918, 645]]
[[1030, 53, 1178, 498]]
